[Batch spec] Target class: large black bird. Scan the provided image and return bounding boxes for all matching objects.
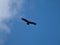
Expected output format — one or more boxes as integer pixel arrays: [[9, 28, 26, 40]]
[[21, 18, 36, 25]]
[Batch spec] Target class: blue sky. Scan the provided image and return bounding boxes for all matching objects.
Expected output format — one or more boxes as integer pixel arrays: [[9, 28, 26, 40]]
[[1, 0, 60, 45]]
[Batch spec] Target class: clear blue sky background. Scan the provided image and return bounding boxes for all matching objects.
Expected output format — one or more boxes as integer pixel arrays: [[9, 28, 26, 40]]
[[5, 0, 60, 45]]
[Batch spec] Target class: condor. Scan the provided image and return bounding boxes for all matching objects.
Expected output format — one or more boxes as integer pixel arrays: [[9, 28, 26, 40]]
[[21, 18, 36, 25]]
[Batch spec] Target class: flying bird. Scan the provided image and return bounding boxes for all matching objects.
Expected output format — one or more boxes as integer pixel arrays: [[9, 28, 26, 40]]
[[21, 18, 36, 25]]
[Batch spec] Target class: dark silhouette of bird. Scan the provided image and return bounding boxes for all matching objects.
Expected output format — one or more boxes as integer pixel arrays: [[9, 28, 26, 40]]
[[21, 18, 36, 25]]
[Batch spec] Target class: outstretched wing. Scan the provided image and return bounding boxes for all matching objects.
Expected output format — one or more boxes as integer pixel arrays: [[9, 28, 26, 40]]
[[30, 22, 36, 25], [21, 18, 29, 22]]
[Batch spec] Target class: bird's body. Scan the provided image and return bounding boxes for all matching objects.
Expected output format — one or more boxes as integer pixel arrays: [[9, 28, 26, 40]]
[[21, 18, 36, 25]]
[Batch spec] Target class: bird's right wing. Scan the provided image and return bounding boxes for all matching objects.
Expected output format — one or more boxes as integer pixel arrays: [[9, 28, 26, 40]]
[[30, 22, 36, 25]]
